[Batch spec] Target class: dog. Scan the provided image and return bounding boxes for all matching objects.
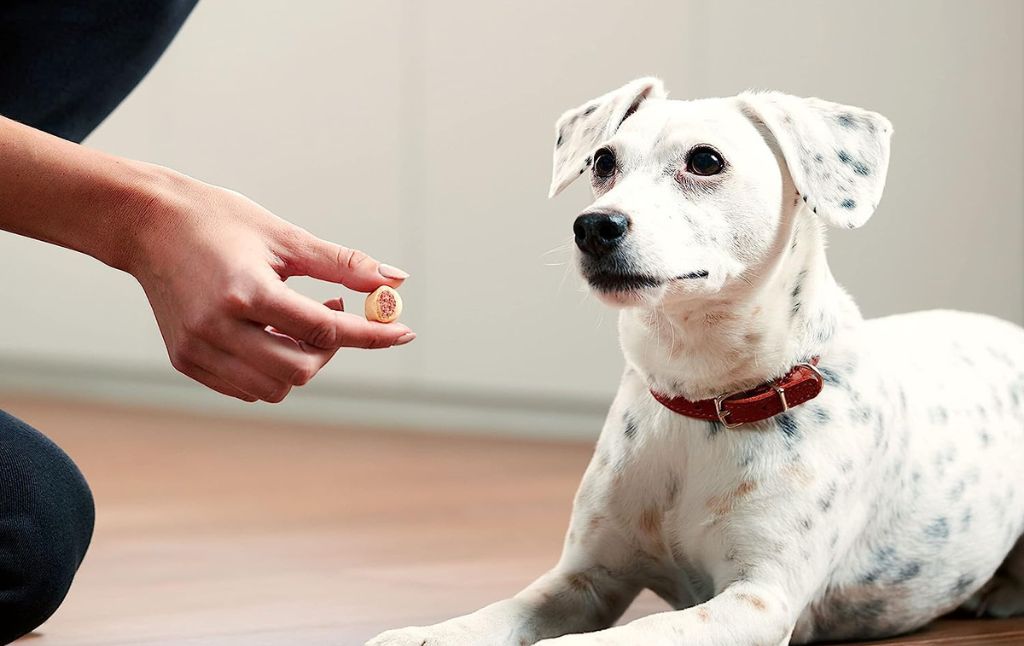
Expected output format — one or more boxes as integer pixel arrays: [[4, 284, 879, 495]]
[[368, 78, 1024, 645]]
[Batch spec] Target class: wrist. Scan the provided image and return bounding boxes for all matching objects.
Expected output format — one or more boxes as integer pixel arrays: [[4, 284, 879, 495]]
[[101, 161, 186, 276], [0, 118, 192, 274]]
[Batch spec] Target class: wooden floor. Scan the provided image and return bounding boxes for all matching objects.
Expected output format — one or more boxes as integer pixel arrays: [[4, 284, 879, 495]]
[[2, 395, 1022, 646]]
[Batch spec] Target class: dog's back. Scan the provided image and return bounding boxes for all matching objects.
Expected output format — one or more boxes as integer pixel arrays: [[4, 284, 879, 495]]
[[791, 310, 1024, 641]]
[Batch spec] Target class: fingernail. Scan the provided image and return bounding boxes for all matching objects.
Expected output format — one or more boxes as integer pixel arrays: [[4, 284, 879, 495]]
[[394, 332, 416, 346], [379, 264, 410, 280]]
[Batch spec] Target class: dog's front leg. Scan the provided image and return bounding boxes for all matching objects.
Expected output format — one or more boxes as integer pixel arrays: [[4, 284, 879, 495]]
[[366, 565, 641, 646], [536, 579, 800, 646]]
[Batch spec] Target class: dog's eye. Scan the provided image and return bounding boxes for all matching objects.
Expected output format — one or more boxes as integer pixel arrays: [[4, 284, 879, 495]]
[[593, 148, 616, 178], [686, 146, 725, 176]]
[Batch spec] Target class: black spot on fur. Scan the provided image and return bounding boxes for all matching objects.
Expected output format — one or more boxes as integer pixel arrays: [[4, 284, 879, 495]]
[[790, 270, 807, 315], [809, 405, 831, 424], [776, 412, 800, 438], [986, 347, 1013, 366], [837, 149, 872, 176], [837, 113, 856, 129], [818, 481, 838, 512], [961, 508, 973, 530], [556, 133, 563, 147], [840, 198, 856, 209], [861, 546, 896, 584], [894, 561, 922, 583], [583, 105, 597, 116], [624, 413, 638, 440], [813, 311, 836, 345], [706, 420, 722, 438], [584, 156, 592, 167], [952, 574, 976, 595], [873, 413, 885, 444], [666, 476, 679, 504], [925, 517, 950, 540], [818, 366, 843, 387], [849, 404, 872, 425], [815, 153, 824, 163]]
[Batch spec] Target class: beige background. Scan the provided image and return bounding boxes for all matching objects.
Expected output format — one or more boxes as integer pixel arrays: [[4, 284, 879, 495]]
[[1, 0, 1021, 437]]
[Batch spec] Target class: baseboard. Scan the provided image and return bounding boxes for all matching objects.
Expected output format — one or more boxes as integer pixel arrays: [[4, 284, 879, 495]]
[[0, 354, 608, 441]]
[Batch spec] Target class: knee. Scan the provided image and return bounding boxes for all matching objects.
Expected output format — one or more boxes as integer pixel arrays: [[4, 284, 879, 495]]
[[0, 411, 95, 642]]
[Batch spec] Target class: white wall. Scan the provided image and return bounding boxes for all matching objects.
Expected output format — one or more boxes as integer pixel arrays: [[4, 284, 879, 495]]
[[1, 0, 1021, 437]]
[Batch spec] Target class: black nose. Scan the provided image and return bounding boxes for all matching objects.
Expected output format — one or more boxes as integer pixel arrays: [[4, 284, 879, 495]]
[[573, 211, 630, 256]]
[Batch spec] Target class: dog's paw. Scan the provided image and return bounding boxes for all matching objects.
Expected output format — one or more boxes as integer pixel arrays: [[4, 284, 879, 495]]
[[367, 623, 508, 646], [961, 573, 1024, 618], [535, 628, 629, 646], [535, 637, 606, 646], [366, 626, 432, 646]]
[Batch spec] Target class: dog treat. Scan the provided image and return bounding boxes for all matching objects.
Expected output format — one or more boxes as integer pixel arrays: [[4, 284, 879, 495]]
[[364, 285, 403, 323]]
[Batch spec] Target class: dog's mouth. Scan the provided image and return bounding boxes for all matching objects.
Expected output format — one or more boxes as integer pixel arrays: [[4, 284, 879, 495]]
[[585, 272, 663, 292], [585, 270, 710, 293]]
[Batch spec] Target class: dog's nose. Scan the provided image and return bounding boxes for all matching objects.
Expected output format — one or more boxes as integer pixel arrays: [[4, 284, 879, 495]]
[[573, 211, 630, 256]]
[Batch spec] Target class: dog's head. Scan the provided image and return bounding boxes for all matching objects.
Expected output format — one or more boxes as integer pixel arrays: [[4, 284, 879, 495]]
[[550, 78, 893, 307]]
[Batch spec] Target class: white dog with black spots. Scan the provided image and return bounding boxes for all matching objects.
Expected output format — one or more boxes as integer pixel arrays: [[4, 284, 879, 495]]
[[369, 78, 1024, 645]]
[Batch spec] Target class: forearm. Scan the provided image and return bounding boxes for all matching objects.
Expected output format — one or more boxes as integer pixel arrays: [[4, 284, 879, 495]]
[[0, 115, 165, 272], [0, 114, 415, 402]]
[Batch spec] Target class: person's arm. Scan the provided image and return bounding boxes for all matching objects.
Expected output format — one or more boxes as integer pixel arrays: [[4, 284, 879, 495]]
[[0, 115, 415, 402]]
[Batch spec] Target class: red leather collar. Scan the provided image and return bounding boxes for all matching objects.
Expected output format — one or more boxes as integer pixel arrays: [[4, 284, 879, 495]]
[[650, 357, 824, 428]]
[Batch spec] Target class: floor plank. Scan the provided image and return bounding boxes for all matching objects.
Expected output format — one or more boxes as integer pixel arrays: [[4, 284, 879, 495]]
[[1, 395, 1021, 645]]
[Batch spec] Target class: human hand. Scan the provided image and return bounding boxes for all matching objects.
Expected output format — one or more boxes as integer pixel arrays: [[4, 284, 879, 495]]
[[126, 168, 414, 402]]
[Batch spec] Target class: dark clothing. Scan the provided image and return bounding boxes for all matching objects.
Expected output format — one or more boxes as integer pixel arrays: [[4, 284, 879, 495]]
[[1, 1, 196, 640], [0, 0, 198, 142], [0, 411, 95, 643]]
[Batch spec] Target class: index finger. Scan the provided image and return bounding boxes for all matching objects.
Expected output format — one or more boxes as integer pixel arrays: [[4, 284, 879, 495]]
[[281, 233, 409, 293], [250, 283, 414, 349]]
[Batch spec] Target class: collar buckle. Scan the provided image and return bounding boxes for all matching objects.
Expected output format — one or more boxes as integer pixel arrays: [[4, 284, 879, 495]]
[[712, 360, 823, 428], [712, 392, 745, 428]]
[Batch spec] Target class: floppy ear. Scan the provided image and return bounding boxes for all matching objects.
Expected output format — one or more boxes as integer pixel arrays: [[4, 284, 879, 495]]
[[549, 77, 667, 198], [739, 91, 893, 229]]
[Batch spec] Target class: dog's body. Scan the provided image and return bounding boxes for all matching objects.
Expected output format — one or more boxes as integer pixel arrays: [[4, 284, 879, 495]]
[[370, 80, 1024, 645]]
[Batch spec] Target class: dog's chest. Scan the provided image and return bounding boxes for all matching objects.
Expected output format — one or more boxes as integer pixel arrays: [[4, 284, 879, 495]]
[[593, 373, 889, 605], [597, 399, 779, 602]]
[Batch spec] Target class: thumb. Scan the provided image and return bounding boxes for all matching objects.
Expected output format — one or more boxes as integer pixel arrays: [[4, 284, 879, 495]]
[[282, 231, 409, 293]]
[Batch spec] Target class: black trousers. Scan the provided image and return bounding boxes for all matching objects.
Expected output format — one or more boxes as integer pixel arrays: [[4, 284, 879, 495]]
[[1, 1, 198, 640], [0, 411, 94, 643]]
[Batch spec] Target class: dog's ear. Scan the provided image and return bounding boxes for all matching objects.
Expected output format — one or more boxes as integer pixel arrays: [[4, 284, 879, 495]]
[[739, 91, 893, 229], [549, 77, 667, 198]]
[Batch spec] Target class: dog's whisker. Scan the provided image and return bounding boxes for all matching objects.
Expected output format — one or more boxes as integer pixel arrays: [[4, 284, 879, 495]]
[[540, 240, 573, 258]]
